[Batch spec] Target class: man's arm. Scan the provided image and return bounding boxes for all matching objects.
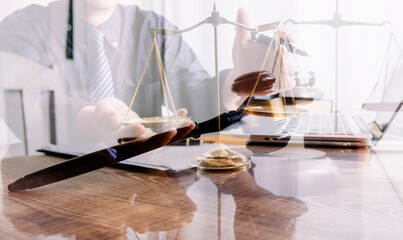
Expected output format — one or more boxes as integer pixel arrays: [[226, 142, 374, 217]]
[[0, 4, 55, 67], [155, 9, 291, 118], [224, 8, 297, 110]]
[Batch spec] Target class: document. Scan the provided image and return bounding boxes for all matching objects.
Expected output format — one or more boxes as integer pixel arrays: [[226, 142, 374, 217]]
[[38, 141, 248, 171]]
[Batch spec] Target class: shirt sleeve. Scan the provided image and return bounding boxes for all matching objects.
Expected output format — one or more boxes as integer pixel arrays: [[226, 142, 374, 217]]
[[0, 5, 53, 67]]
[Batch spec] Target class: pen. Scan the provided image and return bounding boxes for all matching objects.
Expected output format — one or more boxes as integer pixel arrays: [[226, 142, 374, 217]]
[[251, 32, 309, 57], [8, 125, 193, 191], [119, 96, 260, 144], [9, 95, 272, 191], [117, 110, 246, 144]]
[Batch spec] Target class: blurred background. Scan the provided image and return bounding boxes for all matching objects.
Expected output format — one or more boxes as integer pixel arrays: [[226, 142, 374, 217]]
[[2, 0, 402, 112], [1, 0, 402, 157]]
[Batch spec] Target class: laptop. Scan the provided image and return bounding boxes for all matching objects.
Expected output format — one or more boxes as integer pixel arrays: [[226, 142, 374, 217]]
[[238, 38, 403, 147], [229, 72, 403, 148], [246, 103, 401, 148]]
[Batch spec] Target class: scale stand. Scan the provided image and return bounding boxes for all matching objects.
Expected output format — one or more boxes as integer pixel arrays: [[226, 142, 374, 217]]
[[153, 3, 283, 172], [285, 0, 390, 113]]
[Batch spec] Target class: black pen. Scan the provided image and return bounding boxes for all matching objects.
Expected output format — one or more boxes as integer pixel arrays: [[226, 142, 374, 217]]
[[251, 32, 309, 57], [119, 96, 258, 144], [117, 110, 246, 144], [9, 96, 266, 191], [7, 126, 194, 191]]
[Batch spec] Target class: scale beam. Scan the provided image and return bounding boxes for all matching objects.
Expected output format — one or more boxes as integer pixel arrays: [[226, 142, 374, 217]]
[[150, 9, 308, 56]]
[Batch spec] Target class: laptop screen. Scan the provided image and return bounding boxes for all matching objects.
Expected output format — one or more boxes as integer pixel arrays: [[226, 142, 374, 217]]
[[358, 41, 403, 143]]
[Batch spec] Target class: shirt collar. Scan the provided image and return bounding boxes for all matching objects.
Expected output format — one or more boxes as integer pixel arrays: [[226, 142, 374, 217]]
[[74, 5, 122, 50], [98, 6, 121, 49]]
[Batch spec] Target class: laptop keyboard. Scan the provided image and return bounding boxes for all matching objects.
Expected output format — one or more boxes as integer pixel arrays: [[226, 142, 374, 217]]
[[285, 114, 361, 135]]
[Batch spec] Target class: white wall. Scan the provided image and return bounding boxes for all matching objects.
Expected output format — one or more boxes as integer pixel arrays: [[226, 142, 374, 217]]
[[132, 0, 403, 114], [1, 0, 402, 113]]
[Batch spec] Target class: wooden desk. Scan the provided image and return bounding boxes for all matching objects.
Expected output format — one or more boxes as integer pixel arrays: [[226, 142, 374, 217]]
[[1, 144, 403, 239]]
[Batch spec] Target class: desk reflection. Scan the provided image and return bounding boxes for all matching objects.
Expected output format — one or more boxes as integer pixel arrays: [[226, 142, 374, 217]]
[[198, 169, 308, 240], [2, 156, 198, 239], [3, 155, 310, 240], [3, 145, 402, 240], [128, 169, 197, 237]]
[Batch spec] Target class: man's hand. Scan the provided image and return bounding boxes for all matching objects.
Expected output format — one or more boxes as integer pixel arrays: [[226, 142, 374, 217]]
[[223, 8, 296, 109], [73, 98, 146, 141], [73, 98, 190, 141], [232, 8, 296, 89]]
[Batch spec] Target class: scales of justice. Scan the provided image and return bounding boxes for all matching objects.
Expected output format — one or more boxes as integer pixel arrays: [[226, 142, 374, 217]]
[[122, 3, 309, 171]]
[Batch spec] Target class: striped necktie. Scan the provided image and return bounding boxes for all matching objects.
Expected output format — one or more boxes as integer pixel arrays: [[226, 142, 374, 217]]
[[88, 28, 115, 103]]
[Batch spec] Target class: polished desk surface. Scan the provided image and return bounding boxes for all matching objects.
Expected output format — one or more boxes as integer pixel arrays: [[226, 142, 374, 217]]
[[1, 138, 403, 240]]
